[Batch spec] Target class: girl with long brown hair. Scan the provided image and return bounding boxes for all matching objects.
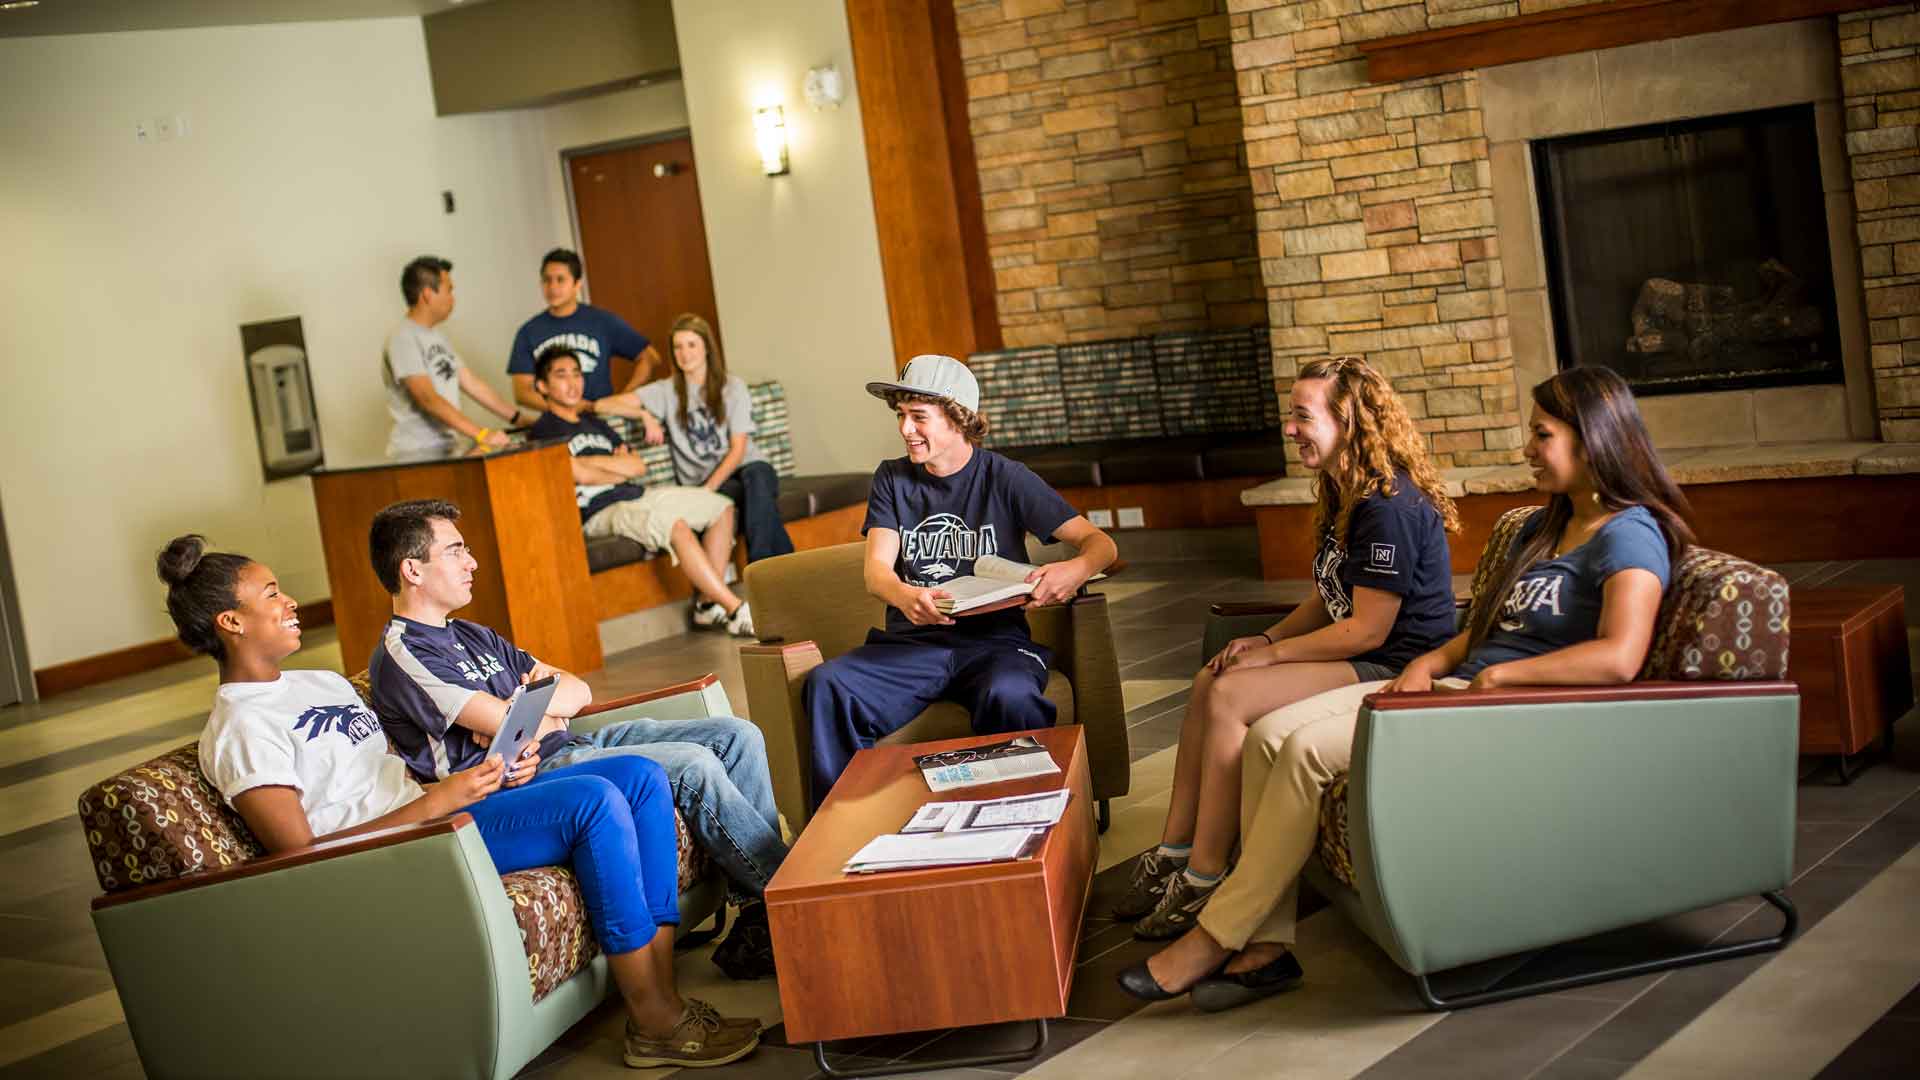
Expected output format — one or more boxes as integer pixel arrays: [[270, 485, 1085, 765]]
[[1118, 356, 1460, 941], [1121, 365, 1688, 1012], [635, 315, 795, 609]]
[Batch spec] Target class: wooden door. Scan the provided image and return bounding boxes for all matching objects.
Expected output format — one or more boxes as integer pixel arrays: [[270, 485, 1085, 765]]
[[569, 136, 720, 389]]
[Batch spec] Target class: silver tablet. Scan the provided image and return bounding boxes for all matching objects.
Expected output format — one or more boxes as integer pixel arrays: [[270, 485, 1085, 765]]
[[487, 676, 558, 771]]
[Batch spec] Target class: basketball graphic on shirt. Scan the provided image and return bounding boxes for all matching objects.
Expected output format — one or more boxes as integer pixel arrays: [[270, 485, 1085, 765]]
[[900, 513, 998, 585]]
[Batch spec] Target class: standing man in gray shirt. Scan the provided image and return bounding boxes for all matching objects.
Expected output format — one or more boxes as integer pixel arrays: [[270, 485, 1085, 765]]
[[383, 255, 532, 458]]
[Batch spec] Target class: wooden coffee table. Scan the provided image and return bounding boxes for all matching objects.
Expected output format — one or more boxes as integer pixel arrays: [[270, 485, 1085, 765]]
[[764, 725, 1097, 1077]]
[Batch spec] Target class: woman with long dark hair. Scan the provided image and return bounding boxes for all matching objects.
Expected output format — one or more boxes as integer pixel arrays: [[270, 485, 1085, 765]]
[[1116, 357, 1458, 941], [1120, 366, 1691, 1012], [161, 535, 762, 1069], [635, 315, 795, 588]]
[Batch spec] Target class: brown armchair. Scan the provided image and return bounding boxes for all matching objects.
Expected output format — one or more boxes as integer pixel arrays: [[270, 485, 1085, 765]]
[[739, 541, 1129, 832]]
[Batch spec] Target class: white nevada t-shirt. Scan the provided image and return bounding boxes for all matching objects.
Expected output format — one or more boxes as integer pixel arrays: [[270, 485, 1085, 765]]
[[199, 670, 424, 838]]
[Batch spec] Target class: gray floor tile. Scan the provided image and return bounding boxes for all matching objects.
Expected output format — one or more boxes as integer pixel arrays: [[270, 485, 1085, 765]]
[[1814, 1016, 1920, 1079], [1357, 992, 1619, 1080], [1529, 1055, 1635, 1080], [0, 1023, 141, 1080]]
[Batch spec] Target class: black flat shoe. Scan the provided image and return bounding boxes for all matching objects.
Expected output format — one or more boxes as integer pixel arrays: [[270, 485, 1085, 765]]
[[1117, 957, 1226, 1002], [1190, 951, 1304, 1013]]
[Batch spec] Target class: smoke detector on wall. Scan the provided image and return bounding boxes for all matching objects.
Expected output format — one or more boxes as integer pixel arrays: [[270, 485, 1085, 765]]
[[803, 64, 845, 111]]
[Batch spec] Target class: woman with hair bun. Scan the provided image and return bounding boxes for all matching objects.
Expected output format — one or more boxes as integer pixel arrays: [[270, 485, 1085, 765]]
[[1121, 365, 1690, 1012], [159, 535, 761, 1069], [1117, 356, 1460, 943]]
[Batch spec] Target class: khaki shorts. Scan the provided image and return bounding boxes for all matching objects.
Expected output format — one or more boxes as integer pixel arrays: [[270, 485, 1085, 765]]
[[583, 486, 732, 564]]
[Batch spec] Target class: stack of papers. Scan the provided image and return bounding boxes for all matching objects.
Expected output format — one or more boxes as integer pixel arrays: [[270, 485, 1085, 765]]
[[903, 790, 1072, 834], [843, 828, 1040, 873]]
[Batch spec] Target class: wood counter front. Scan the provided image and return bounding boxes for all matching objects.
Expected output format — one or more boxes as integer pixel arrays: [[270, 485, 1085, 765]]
[[309, 442, 602, 675], [765, 726, 1096, 1045]]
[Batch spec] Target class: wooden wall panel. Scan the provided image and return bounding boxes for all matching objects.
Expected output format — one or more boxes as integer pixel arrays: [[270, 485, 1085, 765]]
[[846, 0, 999, 366]]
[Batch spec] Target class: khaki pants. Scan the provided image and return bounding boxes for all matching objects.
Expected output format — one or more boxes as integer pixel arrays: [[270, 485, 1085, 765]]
[[582, 486, 731, 566], [1196, 676, 1468, 949]]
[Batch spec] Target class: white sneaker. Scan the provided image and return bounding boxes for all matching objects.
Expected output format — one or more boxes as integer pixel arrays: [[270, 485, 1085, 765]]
[[691, 600, 729, 630], [725, 601, 755, 639]]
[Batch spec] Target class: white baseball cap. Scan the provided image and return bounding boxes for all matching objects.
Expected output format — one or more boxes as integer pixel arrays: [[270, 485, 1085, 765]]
[[866, 354, 980, 413]]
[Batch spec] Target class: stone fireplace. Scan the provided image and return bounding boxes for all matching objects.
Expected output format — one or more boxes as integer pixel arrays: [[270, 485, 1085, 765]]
[[1215, 1, 1920, 462], [1483, 18, 1876, 447]]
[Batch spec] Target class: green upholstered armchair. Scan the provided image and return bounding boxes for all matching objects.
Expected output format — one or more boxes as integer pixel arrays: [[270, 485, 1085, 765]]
[[1202, 506, 1800, 1008], [740, 541, 1129, 833], [79, 677, 736, 1080]]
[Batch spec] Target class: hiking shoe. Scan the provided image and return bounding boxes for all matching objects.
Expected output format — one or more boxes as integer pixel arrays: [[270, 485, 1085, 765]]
[[623, 999, 761, 1069], [725, 601, 755, 639], [1133, 870, 1221, 941], [690, 600, 729, 631], [711, 900, 777, 980], [1113, 849, 1187, 921]]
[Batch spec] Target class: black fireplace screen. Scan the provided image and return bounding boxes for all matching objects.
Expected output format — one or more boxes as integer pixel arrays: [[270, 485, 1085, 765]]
[[1533, 105, 1844, 396]]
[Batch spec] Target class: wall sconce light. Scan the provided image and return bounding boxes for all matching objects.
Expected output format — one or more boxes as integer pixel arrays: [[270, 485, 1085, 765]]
[[754, 106, 789, 176]]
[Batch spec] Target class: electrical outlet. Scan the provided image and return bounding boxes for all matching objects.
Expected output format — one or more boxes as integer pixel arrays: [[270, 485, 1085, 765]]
[[173, 113, 191, 138], [133, 120, 151, 144], [1117, 507, 1145, 529], [154, 116, 176, 141], [1086, 508, 1113, 528]]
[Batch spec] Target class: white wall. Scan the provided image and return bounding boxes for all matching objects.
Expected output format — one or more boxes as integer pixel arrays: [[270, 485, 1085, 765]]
[[0, 19, 552, 668], [669, 0, 901, 475]]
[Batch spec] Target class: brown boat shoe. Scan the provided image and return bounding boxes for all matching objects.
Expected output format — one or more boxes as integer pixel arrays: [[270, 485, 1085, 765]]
[[623, 998, 762, 1069]]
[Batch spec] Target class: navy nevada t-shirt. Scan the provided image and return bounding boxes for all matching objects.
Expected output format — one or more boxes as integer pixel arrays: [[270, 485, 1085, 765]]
[[508, 304, 649, 402], [863, 449, 1079, 637], [1310, 470, 1455, 670], [528, 411, 647, 522]]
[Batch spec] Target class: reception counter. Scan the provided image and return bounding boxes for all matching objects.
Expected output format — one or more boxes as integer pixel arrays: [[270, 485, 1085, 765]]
[[309, 442, 602, 675]]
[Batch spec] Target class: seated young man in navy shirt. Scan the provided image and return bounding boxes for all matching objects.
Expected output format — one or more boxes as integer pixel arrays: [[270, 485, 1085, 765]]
[[363, 498, 788, 979], [507, 247, 663, 424], [800, 355, 1119, 806], [527, 346, 755, 637]]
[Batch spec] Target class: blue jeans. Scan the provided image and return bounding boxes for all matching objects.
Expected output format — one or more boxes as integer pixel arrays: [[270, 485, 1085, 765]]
[[541, 716, 788, 900], [466, 755, 680, 956], [716, 460, 795, 563]]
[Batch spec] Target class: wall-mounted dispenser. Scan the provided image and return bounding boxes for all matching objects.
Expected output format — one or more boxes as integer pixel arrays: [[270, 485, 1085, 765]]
[[240, 317, 325, 480]]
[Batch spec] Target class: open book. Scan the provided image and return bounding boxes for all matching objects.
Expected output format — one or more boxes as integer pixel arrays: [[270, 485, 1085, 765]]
[[933, 555, 1106, 615]]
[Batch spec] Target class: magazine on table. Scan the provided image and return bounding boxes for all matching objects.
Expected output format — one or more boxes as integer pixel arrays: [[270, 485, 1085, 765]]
[[914, 735, 1061, 792], [901, 790, 1072, 834], [932, 555, 1108, 615]]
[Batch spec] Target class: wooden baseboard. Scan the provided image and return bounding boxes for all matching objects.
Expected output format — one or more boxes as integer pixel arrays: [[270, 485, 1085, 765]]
[[1254, 472, 1920, 580], [1059, 475, 1278, 530], [34, 599, 336, 700]]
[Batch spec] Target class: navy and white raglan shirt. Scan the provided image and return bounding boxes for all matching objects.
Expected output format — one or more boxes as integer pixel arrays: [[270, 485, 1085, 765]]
[[1309, 470, 1456, 671], [528, 410, 648, 522], [863, 448, 1079, 638], [1453, 505, 1673, 680], [366, 616, 587, 782], [508, 305, 649, 402]]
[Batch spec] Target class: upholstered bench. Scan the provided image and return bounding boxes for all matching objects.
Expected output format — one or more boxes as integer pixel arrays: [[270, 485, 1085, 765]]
[[79, 676, 738, 1079], [1204, 506, 1799, 1008]]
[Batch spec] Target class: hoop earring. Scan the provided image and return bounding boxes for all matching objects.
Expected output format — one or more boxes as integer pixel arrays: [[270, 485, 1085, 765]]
[[1591, 491, 1602, 507]]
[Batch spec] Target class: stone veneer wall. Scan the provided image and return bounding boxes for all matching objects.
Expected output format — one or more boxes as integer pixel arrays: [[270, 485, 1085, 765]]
[[1223, 0, 1522, 466], [954, 0, 1267, 346], [1843, 5, 1920, 442]]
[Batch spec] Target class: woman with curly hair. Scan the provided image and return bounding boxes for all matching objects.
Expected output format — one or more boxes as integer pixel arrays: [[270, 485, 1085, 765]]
[[1117, 356, 1460, 941], [1120, 365, 1689, 1012]]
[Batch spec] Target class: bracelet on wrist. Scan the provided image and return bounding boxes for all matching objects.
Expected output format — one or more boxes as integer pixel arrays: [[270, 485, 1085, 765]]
[[1258, 632, 1274, 644]]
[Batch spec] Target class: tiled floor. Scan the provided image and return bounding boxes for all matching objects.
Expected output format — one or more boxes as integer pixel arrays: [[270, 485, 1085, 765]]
[[1, 528, 1916, 1079]]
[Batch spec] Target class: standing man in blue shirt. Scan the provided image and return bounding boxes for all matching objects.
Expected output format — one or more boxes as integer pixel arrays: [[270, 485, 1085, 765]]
[[799, 355, 1119, 806], [363, 498, 788, 978], [507, 248, 665, 430]]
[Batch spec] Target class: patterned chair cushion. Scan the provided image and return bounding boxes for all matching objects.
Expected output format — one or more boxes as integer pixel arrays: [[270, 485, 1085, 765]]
[[81, 736, 715, 1004], [1314, 506, 1791, 887], [78, 744, 264, 892]]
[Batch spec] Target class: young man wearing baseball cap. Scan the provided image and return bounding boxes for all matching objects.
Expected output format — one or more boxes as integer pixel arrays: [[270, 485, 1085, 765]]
[[799, 354, 1118, 805]]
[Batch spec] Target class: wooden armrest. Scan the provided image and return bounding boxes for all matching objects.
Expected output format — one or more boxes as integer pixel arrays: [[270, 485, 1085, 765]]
[[93, 813, 475, 912], [1209, 601, 1300, 618], [1362, 680, 1798, 713], [578, 673, 721, 718], [740, 641, 821, 657]]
